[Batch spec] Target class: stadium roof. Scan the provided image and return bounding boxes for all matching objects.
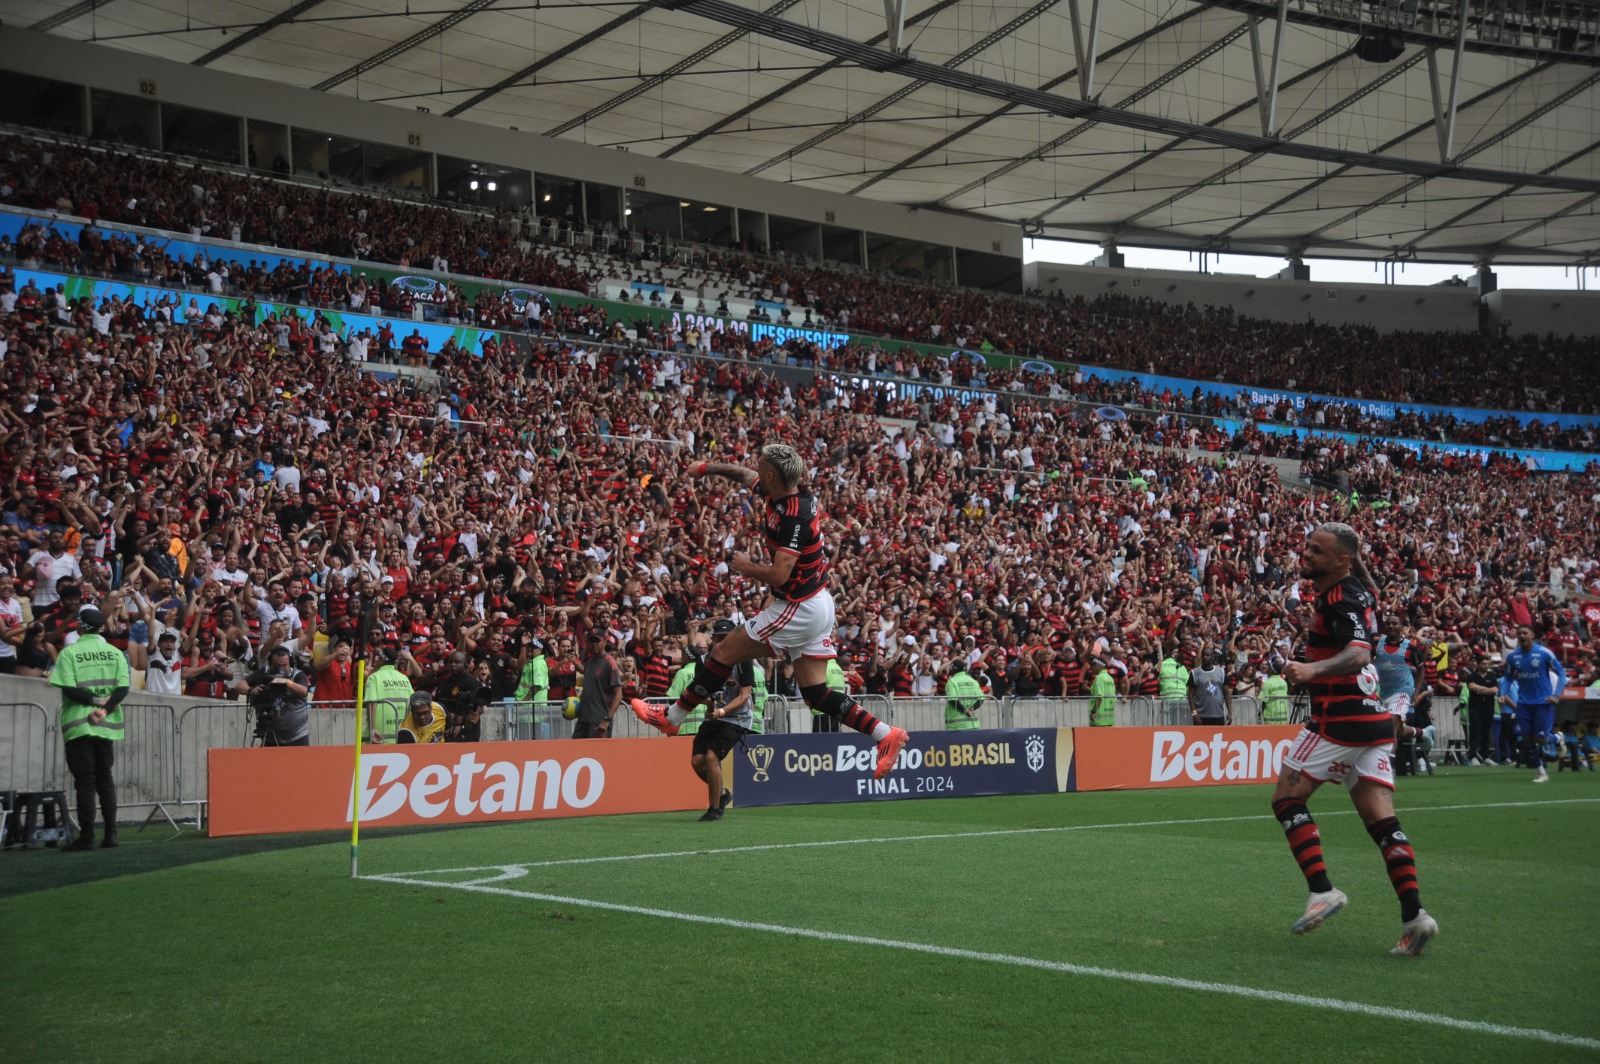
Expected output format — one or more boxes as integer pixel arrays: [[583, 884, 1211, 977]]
[[19, 0, 1600, 264]]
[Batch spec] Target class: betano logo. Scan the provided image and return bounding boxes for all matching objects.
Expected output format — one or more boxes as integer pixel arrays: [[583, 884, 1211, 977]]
[[349, 751, 606, 822], [1149, 730, 1293, 784]]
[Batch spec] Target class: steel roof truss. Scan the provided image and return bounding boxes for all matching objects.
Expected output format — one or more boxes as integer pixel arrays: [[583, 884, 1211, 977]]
[[883, 0, 908, 55], [939, 18, 1252, 208], [1245, 0, 1291, 136], [744, 0, 1064, 178], [544, 0, 803, 138], [1067, 0, 1104, 102], [1302, 67, 1600, 244], [311, 0, 501, 94], [848, 2, 1217, 195], [1425, 0, 1471, 162], [193, 0, 333, 67], [1109, 47, 1422, 229]]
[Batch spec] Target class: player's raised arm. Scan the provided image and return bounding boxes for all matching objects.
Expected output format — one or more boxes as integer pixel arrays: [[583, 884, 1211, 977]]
[[686, 460, 759, 488]]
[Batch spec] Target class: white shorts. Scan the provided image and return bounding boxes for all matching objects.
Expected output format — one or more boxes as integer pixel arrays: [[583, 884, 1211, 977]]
[[744, 589, 837, 661], [1283, 728, 1395, 791], [1382, 692, 1412, 716]]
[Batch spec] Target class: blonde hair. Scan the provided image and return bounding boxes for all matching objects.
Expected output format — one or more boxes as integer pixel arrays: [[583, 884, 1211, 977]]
[[1317, 521, 1379, 597], [759, 443, 804, 488]]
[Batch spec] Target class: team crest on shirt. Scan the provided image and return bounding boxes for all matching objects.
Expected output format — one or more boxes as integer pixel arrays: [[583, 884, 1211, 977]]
[[766, 512, 780, 529]]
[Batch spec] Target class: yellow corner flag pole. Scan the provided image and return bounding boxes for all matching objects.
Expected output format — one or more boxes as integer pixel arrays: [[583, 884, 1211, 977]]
[[351, 661, 366, 879]]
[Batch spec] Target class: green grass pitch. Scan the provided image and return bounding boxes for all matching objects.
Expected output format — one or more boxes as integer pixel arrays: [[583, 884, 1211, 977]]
[[5, 769, 1597, 1063]]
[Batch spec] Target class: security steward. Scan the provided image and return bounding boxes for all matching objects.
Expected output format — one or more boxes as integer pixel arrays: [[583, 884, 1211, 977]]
[[1158, 650, 1190, 725], [943, 659, 985, 730], [692, 619, 755, 822], [50, 606, 130, 850], [1088, 657, 1117, 727], [363, 647, 416, 744], [1260, 660, 1291, 725]]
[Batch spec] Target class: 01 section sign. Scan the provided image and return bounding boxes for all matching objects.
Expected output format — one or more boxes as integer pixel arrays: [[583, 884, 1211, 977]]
[[732, 729, 1068, 807], [208, 740, 704, 836]]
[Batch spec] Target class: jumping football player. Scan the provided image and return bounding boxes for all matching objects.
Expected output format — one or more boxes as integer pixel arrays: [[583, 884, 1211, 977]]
[[632, 443, 909, 779]]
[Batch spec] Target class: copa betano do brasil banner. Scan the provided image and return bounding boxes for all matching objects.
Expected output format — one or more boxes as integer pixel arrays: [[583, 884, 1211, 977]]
[[732, 728, 1070, 806], [730, 725, 1305, 805], [207, 739, 705, 836]]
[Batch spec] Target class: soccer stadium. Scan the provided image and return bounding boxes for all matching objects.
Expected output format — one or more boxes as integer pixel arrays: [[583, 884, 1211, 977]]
[[1, 1, 1598, 1059]]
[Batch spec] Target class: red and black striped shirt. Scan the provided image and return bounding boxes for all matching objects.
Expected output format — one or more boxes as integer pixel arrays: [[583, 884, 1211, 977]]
[[1305, 576, 1390, 746], [761, 487, 829, 603]]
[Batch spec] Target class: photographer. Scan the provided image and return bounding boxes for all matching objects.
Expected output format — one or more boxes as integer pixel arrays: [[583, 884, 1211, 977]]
[[244, 644, 311, 747]]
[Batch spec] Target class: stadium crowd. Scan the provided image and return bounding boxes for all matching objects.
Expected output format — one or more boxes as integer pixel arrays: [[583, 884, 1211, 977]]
[[2, 131, 1599, 743], [3, 243, 1600, 738], [3, 132, 1599, 439]]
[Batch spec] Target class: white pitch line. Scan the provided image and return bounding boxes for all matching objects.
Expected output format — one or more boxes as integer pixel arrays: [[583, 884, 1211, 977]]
[[374, 796, 1600, 878], [362, 872, 1600, 1052]]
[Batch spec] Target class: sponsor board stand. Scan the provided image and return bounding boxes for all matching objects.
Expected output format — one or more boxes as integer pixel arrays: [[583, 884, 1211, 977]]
[[210, 724, 1311, 834], [208, 738, 704, 837]]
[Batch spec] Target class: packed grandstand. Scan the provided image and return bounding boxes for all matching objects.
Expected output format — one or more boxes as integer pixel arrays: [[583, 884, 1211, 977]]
[[2, 130, 1598, 723]]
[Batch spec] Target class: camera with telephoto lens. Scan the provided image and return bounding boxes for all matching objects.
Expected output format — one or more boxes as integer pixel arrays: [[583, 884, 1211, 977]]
[[248, 677, 289, 742]]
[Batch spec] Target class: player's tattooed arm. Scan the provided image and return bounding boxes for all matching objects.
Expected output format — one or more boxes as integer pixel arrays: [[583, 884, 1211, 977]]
[[698, 462, 759, 488]]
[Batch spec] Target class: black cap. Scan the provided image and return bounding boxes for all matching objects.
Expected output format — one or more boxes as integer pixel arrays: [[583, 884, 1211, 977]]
[[711, 619, 738, 637], [528, 637, 546, 653], [77, 606, 105, 632]]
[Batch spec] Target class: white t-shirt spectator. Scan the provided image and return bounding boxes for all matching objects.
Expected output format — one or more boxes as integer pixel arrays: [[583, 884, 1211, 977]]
[[211, 564, 249, 588], [256, 599, 303, 634], [0, 592, 23, 660], [27, 549, 82, 607], [144, 645, 184, 694]]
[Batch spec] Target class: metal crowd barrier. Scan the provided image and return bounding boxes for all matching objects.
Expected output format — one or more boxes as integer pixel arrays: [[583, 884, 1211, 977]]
[[175, 702, 251, 810], [116, 702, 181, 832], [1430, 700, 1469, 764], [1126, 695, 1159, 727], [0, 702, 57, 793], [502, 700, 566, 741]]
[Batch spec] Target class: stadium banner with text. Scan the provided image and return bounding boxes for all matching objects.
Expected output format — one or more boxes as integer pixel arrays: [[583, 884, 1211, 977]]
[[1070, 725, 1303, 792], [11, 268, 501, 366], [1069, 362, 1600, 434], [208, 739, 704, 837], [1213, 418, 1591, 474], [731, 728, 1069, 807]]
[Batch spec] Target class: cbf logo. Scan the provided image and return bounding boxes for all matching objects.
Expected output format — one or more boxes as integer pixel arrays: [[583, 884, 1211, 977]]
[[747, 744, 775, 783], [1025, 734, 1046, 773]]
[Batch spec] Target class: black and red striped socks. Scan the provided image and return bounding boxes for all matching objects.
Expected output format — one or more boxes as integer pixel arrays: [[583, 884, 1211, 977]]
[[1367, 816, 1422, 922], [670, 656, 735, 723], [1272, 797, 1334, 894]]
